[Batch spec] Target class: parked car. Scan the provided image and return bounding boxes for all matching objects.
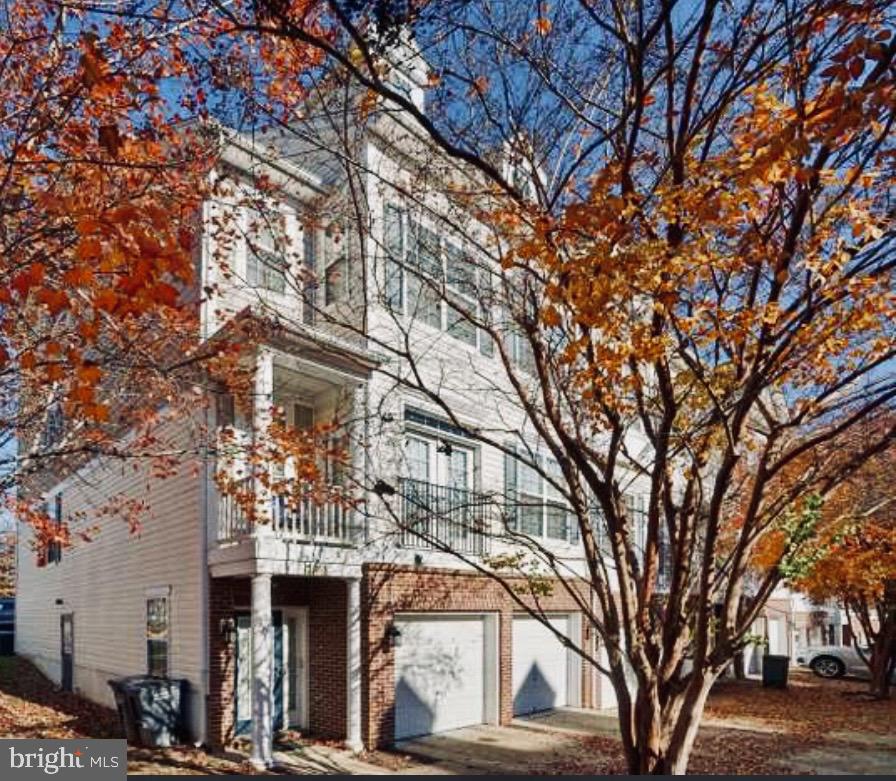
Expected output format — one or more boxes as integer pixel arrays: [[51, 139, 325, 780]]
[[796, 644, 896, 681]]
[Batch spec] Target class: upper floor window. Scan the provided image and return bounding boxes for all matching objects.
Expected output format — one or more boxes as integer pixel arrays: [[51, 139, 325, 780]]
[[47, 493, 63, 565], [324, 222, 348, 306], [41, 404, 65, 449], [504, 448, 579, 544], [383, 203, 493, 355], [302, 224, 317, 325], [245, 206, 289, 294]]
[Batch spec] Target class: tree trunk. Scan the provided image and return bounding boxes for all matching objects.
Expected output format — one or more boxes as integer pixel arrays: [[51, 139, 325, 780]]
[[868, 636, 895, 699], [618, 671, 716, 774]]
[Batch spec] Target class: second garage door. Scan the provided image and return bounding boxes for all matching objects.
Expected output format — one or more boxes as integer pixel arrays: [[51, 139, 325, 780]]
[[512, 615, 570, 716], [394, 615, 486, 741]]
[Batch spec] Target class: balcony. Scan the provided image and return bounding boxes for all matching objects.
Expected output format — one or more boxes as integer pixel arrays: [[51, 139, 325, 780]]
[[217, 477, 355, 546], [398, 477, 491, 556]]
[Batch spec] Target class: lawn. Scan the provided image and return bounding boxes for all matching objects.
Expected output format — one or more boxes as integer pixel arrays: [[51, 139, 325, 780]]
[[0, 656, 258, 775], [0, 655, 894, 775]]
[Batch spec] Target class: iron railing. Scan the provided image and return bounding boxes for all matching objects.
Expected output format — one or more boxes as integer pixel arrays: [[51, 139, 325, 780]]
[[398, 477, 491, 555]]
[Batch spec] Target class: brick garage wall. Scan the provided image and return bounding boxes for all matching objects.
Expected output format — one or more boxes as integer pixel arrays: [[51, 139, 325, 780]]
[[207, 576, 347, 748], [362, 564, 595, 749]]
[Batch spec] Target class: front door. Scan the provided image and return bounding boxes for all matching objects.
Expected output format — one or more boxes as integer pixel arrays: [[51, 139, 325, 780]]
[[234, 611, 284, 736], [60, 613, 74, 692], [282, 608, 308, 729]]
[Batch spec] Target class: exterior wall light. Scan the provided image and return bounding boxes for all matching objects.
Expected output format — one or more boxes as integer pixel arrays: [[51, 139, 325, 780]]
[[386, 623, 403, 648]]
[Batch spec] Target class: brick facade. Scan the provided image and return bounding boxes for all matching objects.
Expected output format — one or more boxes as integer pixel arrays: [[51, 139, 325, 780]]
[[207, 566, 596, 751], [207, 575, 347, 748], [361, 563, 595, 749]]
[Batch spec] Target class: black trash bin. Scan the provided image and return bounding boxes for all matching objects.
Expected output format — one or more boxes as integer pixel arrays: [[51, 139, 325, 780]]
[[108, 677, 141, 743], [126, 677, 186, 748], [109, 676, 186, 747], [762, 654, 790, 689]]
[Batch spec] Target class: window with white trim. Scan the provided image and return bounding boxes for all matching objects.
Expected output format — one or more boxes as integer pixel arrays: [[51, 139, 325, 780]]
[[245, 206, 289, 294], [383, 204, 494, 352], [146, 594, 170, 677], [503, 448, 579, 543], [324, 222, 348, 305]]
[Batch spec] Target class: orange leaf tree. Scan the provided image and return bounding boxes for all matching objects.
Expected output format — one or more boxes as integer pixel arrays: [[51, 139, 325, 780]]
[[1, 2, 328, 552], [795, 437, 896, 698], [230, 0, 896, 772]]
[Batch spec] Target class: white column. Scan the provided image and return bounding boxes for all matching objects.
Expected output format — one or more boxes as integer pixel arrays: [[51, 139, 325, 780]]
[[345, 577, 363, 752], [254, 349, 275, 530], [250, 572, 273, 768]]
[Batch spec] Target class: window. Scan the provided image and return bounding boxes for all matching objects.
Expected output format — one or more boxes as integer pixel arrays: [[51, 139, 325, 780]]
[[245, 207, 288, 293], [445, 244, 477, 347], [504, 449, 578, 543], [382, 204, 494, 352], [302, 224, 317, 325], [216, 392, 235, 429], [406, 220, 442, 328], [403, 432, 473, 489], [146, 595, 169, 677], [324, 223, 348, 305], [47, 493, 63, 564], [41, 404, 65, 449], [325, 258, 347, 305], [384, 204, 404, 310]]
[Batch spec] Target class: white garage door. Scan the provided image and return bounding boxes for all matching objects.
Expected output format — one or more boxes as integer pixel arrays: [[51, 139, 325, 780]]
[[512, 615, 570, 716], [394, 615, 486, 741]]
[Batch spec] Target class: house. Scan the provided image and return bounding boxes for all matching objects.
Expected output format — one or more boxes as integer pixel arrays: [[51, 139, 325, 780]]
[[15, 41, 641, 767]]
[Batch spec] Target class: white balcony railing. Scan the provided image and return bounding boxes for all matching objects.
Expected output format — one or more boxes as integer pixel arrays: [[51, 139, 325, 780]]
[[217, 477, 355, 546]]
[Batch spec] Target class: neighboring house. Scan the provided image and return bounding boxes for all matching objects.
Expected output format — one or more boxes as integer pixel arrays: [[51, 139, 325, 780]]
[[740, 586, 847, 675], [15, 43, 638, 765]]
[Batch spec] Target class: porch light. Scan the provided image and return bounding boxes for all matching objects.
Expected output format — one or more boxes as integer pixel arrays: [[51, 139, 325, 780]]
[[219, 616, 236, 644], [386, 622, 403, 648]]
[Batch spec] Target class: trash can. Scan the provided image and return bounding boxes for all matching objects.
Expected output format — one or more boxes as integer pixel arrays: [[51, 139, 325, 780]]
[[126, 677, 186, 748], [109, 676, 186, 747], [762, 654, 790, 689], [108, 677, 140, 743]]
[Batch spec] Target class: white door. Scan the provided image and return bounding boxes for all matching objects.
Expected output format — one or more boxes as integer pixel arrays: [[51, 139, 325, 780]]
[[394, 615, 486, 740], [512, 615, 570, 716], [282, 608, 308, 729], [404, 435, 473, 488]]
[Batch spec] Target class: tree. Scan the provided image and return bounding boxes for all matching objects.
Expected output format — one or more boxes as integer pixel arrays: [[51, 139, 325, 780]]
[[796, 440, 896, 699], [1, 2, 328, 549], [211, 0, 896, 773], [0, 531, 14, 598]]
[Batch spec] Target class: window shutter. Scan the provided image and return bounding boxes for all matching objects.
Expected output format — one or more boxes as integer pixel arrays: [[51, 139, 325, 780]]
[[503, 446, 518, 531]]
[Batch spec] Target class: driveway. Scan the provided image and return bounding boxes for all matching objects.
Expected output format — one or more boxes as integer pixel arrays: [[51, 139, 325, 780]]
[[389, 683, 896, 776], [392, 710, 622, 775]]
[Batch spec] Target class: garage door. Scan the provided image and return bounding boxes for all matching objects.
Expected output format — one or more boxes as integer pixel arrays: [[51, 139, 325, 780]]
[[394, 615, 486, 741], [512, 615, 570, 716]]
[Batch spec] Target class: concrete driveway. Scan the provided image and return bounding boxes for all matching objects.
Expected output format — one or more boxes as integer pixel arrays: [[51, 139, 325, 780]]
[[392, 709, 617, 775]]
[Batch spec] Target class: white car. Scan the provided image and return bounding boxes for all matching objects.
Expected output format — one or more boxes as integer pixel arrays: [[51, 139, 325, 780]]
[[796, 645, 895, 680]]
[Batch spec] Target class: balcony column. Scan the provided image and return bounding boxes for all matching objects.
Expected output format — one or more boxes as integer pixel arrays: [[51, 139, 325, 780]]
[[345, 576, 363, 752], [250, 572, 274, 768]]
